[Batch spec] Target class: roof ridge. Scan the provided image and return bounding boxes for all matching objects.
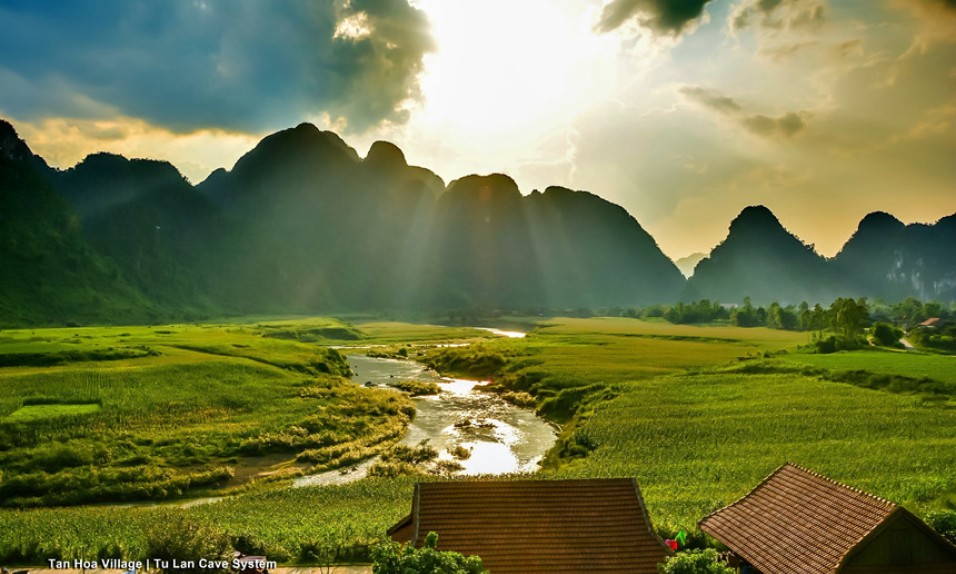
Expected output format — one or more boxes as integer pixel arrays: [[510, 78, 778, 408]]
[[420, 477, 636, 487], [782, 462, 898, 509]]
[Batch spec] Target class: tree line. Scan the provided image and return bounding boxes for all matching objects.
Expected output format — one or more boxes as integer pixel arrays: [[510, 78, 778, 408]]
[[620, 296, 955, 352]]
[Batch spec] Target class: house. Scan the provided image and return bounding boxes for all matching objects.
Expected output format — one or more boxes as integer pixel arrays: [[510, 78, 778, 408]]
[[699, 463, 956, 574], [920, 318, 941, 328], [388, 478, 672, 573]]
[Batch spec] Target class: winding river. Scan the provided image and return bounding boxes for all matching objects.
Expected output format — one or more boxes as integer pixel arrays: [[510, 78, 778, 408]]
[[295, 350, 558, 486], [110, 329, 555, 506]]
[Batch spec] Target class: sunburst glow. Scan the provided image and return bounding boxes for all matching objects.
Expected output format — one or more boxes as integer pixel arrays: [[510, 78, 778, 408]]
[[410, 0, 618, 153]]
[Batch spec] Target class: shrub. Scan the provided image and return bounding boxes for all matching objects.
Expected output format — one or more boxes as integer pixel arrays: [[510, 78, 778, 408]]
[[872, 323, 903, 347], [657, 549, 734, 574], [926, 509, 956, 545], [449, 445, 472, 460], [392, 380, 440, 396], [812, 334, 865, 354], [371, 532, 487, 574], [501, 391, 535, 408], [144, 512, 232, 573]]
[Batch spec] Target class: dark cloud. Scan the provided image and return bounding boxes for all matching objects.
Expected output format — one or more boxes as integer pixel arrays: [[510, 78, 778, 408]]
[[594, 0, 716, 35], [681, 86, 809, 139], [0, 0, 434, 133], [731, 0, 827, 34], [930, 0, 956, 10], [741, 112, 806, 137], [678, 87, 742, 114]]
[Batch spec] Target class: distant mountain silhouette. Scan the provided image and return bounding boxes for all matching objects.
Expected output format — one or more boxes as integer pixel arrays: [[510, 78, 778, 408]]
[[685, 206, 836, 305], [833, 211, 956, 302], [523, 186, 685, 307], [50, 153, 222, 311], [674, 253, 706, 278], [2, 116, 953, 326], [0, 120, 153, 326], [198, 129, 684, 312]]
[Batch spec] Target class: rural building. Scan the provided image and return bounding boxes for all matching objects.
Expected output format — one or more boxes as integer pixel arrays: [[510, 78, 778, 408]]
[[388, 478, 672, 573], [699, 463, 956, 574], [920, 318, 941, 328]]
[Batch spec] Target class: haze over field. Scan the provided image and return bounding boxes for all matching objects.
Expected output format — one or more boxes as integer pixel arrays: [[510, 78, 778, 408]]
[[1, 0, 954, 261]]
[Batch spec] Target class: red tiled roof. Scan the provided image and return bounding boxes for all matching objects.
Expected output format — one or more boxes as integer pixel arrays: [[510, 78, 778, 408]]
[[921, 318, 941, 327], [389, 478, 671, 574], [699, 463, 901, 574]]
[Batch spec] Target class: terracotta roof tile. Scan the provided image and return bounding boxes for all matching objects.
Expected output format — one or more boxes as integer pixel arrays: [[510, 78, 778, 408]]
[[699, 463, 899, 574], [392, 478, 671, 574]]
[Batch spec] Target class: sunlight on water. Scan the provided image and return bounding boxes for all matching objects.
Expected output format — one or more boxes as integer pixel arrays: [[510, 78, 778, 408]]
[[439, 377, 487, 395], [477, 328, 526, 338], [296, 351, 555, 486]]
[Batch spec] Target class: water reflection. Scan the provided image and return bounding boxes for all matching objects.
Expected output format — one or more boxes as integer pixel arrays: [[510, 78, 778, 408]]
[[295, 354, 556, 486]]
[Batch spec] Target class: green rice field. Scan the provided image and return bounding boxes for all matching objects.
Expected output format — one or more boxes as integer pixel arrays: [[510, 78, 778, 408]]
[[1, 317, 954, 563]]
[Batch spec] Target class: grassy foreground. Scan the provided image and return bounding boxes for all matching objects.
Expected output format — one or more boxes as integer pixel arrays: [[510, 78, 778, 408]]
[[1, 317, 954, 562], [0, 318, 493, 508]]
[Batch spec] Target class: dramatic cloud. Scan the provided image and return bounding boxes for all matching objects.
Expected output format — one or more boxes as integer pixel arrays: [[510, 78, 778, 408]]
[[679, 86, 809, 138], [594, 0, 716, 34], [0, 0, 434, 134], [4, 0, 955, 261]]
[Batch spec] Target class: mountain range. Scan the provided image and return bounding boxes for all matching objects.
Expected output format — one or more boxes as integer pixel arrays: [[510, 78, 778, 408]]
[[0, 118, 953, 326]]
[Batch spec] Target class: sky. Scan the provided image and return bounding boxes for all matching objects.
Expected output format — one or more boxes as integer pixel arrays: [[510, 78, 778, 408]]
[[1, 0, 954, 259]]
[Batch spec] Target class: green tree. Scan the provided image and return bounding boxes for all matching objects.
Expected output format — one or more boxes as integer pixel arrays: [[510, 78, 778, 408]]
[[731, 297, 758, 327], [657, 549, 734, 574], [372, 532, 487, 574], [798, 301, 811, 330], [830, 297, 869, 339]]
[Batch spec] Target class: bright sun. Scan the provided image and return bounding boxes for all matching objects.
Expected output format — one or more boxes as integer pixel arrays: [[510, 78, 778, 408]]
[[410, 0, 617, 154]]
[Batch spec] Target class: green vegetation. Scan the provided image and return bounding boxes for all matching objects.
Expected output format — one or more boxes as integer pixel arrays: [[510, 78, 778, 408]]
[[1, 316, 954, 564], [6, 403, 102, 422], [367, 441, 463, 478], [391, 380, 441, 396], [145, 513, 232, 574], [783, 351, 956, 386], [422, 317, 956, 535], [927, 510, 956, 545], [372, 532, 487, 574], [657, 549, 733, 574], [0, 319, 426, 507], [0, 478, 416, 563]]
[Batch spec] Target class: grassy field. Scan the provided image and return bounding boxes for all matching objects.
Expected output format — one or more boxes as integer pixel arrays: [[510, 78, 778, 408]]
[[425, 317, 956, 527], [0, 478, 416, 563], [1, 316, 954, 562], [783, 349, 956, 385], [548, 365, 956, 528], [0, 319, 494, 509]]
